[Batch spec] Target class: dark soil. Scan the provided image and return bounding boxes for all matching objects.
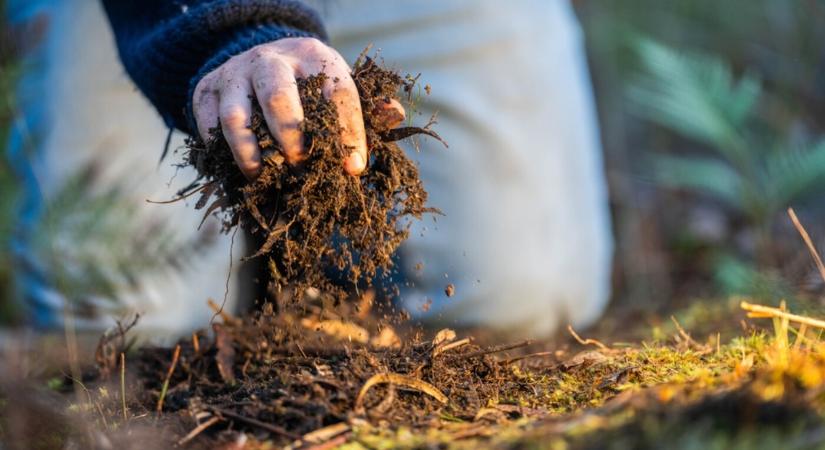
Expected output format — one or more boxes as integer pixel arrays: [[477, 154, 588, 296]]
[[132, 305, 538, 447], [183, 56, 441, 306]]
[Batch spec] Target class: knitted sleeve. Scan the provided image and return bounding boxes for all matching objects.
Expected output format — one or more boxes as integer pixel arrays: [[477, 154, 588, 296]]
[[100, 0, 328, 133]]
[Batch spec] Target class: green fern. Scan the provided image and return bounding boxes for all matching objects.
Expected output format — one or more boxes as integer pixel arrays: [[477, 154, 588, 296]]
[[629, 38, 825, 229], [628, 37, 825, 296], [32, 164, 211, 315]]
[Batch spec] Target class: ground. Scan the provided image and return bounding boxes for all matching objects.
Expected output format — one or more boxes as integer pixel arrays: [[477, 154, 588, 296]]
[[4, 296, 825, 450]]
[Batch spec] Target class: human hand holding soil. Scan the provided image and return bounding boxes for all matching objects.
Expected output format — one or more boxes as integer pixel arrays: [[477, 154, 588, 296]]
[[192, 37, 405, 180]]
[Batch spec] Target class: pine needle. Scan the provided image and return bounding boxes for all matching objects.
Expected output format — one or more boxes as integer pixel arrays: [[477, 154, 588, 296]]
[[788, 207, 825, 282], [156, 344, 182, 414], [568, 325, 608, 350], [120, 352, 128, 422]]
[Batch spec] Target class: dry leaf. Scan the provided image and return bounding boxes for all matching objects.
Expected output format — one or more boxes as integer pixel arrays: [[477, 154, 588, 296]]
[[301, 318, 369, 344], [433, 328, 457, 347], [370, 327, 401, 349], [355, 373, 447, 410], [562, 350, 608, 370]]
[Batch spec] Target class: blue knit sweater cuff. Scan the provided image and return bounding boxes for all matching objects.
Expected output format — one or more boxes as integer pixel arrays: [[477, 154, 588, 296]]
[[103, 0, 327, 134], [185, 25, 318, 135]]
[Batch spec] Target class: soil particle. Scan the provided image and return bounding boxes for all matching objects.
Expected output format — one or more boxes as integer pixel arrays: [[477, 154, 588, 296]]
[[445, 283, 455, 297]]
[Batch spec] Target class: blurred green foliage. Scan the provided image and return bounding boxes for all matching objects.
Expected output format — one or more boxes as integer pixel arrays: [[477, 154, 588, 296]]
[[629, 38, 825, 296], [0, 1, 22, 321], [578, 1, 825, 303], [32, 166, 212, 316], [0, 5, 209, 324]]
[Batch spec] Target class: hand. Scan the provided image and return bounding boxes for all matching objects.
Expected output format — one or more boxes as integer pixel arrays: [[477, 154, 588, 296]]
[[192, 37, 405, 179]]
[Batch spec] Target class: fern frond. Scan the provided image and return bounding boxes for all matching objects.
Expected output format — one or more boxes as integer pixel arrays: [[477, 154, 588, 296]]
[[628, 38, 761, 166], [651, 154, 744, 211], [33, 165, 209, 313], [764, 139, 825, 208]]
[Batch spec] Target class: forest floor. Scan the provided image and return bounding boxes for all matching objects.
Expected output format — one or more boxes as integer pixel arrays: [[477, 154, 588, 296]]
[[4, 294, 825, 450]]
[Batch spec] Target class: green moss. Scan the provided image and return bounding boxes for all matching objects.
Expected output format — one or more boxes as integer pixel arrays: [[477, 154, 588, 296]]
[[342, 306, 825, 449]]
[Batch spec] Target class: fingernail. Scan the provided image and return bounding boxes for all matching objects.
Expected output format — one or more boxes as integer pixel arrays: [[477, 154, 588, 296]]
[[348, 152, 365, 174]]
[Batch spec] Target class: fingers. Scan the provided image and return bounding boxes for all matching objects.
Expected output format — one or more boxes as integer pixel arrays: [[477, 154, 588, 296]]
[[298, 44, 368, 176], [193, 38, 378, 180], [219, 78, 261, 180], [252, 58, 305, 165], [193, 78, 220, 142], [329, 82, 368, 175]]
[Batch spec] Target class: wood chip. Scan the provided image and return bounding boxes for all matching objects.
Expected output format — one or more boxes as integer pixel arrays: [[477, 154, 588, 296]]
[[300, 422, 351, 445], [301, 318, 369, 344], [432, 328, 457, 347], [370, 327, 401, 349], [213, 324, 236, 383]]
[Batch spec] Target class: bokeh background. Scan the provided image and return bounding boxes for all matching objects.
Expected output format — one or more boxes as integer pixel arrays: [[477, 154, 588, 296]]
[[1, 0, 825, 325], [581, 0, 825, 317]]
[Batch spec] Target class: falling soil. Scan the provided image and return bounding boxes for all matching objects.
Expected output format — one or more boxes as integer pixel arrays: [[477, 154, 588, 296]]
[[183, 56, 442, 306]]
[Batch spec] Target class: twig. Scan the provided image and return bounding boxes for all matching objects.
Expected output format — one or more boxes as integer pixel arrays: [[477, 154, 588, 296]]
[[177, 416, 221, 446], [741, 301, 825, 330], [208, 298, 239, 326], [568, 325, 608, 350], [788, 208, 825, 282], [156, 344, 182, 414], [433, 338, 471, 357], [120, 352, 128, 422], [455, 340, 532, 360], [208, 406, 300, 439], [500, 351, 555, 366], [146, 182, 210, 204], [670, 316, 699, 347], [353, 43, 375, 71], [96, 402, 110, 430], [211, 226, 239, 326]]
